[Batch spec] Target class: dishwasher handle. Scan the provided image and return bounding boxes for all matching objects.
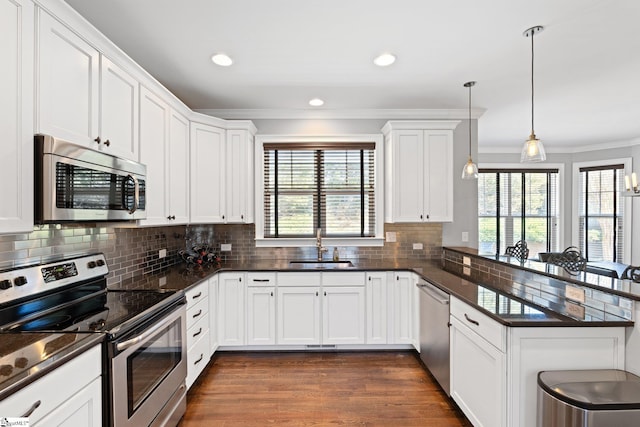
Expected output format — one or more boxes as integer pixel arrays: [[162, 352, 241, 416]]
[[417, 282, 450, 305]]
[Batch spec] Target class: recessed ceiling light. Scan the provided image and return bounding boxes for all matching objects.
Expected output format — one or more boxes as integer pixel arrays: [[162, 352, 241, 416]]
[[373, 53, 396, 67], [211, 53, 233, 66], [309, 98, 324, 107]]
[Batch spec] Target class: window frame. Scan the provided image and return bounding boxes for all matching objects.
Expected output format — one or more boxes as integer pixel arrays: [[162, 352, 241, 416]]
[[255, 134, 385, 247], [572, 158, 632, 264], [477, 162, 565, 255]]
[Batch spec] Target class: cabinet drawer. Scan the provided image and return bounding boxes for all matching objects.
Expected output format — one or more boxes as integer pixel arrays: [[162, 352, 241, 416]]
[[186, 282, 209, 306], [450, 296, 506, 351], [247, 272, 277, 287], [186, 329, 211, 389], [322, 272, 365, 286], [278, 272, 321, 287], [186, 298, 208, 331], [187, 313, 209, 350], [0, 345, 101, 424]]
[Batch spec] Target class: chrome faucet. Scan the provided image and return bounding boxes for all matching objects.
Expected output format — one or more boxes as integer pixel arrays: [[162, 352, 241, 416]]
[[316, 229, 328, 261]]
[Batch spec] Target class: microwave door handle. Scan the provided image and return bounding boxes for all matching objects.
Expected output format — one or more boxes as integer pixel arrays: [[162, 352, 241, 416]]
[[125, 174, 139, 214]]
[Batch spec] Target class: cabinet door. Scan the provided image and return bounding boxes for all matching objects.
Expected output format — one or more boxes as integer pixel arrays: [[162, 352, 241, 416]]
[[226, 129, 253, 223], [38, 10, 99, 147], [247, 286, 276, 345], [366, 272, 387, 344], [218, 273, 245, 346], [209, 276, 219, 354], [168, 109, 190, 223], [277, 286, 320, 345], [322, 286, 365, 344], [0, 0, 33, 234], [100, 56, 139, 160], [138, 86, 169, 225], [34, 377, 102, 427], [390, 272, 415, 345], [424, 130, 453, 222], [391, 130, 425, 222], [450, 316, 506, 427], [190, 122, 226, 223]]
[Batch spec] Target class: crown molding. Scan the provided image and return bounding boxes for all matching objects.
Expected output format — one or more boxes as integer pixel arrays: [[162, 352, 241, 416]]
[[194, 108, 485, 121]]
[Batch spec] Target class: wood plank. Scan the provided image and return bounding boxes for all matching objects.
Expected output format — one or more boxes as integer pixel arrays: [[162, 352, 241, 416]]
[[179, 351, 472, 426]]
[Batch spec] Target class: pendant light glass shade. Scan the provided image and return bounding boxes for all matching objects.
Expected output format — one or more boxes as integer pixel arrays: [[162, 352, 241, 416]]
[[521, 26, 546, 163], [461, 81, 478, 179]]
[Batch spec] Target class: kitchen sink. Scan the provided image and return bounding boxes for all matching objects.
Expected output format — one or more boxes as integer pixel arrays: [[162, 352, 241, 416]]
[[288, 260, 355, 269]]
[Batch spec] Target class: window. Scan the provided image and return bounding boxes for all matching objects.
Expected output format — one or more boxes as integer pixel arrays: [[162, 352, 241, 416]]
[[577, 164, 625, 262], [478, 169, 559, 256], [263, 142, 376, 238]]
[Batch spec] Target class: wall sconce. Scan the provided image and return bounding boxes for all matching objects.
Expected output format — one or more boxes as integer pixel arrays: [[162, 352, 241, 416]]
[[623, 172, 640, 196]]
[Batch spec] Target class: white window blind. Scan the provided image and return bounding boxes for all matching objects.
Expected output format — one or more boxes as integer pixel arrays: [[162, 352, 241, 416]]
[[263, 143, 376, 238], [578, 164, 625, 262]]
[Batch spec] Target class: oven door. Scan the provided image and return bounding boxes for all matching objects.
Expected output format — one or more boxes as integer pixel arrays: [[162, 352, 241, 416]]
[[110, 304, 186, 427]]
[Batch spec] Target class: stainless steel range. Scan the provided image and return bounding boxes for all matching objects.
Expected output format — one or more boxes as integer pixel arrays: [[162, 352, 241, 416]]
[[0, 253, 187, 427]]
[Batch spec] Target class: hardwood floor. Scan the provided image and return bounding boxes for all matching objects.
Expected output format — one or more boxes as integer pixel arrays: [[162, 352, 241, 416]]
[[179, 351, 472, 426]]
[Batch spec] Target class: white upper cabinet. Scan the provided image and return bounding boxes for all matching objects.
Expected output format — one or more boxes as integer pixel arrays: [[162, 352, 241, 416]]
[[37, 10, 140, 161], [0, 0, 34, 234], [138, 86, 169, 226], [225, 126, 256, 223], [99, 56, 139, 160], [190, 121, 226, 223], [167, 109, 190, 224], [383, 121, 459, 223], [37, 10, 99, 147]]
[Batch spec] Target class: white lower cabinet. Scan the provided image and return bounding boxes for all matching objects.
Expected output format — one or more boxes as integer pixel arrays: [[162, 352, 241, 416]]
[[247, 273, 277, 345], [322, 272, 366, 345], [209, 275, 219, 354], [390, 272, 417, 346], [366, 272, 388, 344], [185, 280, 210, 389], [449, 296, 626, 427], [277, 285, 321, 345], [450, 300, 506, 427], [218, 273, 246, 346], [0, 345, 102, 426]]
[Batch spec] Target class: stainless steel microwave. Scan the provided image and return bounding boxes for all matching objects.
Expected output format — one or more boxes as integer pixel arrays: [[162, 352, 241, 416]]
[[35, 134, 147, 223]]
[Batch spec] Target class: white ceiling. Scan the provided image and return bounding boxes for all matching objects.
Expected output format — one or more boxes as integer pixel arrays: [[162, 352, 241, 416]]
[[64, 0, 640, 151]]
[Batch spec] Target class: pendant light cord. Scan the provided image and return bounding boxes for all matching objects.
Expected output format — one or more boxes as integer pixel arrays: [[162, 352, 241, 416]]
[[468, 84, 472, 155], [530, 30, 535, 135]]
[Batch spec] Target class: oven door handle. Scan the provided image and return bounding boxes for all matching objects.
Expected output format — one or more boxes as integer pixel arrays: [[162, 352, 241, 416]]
[[116, 315, 168, 351]]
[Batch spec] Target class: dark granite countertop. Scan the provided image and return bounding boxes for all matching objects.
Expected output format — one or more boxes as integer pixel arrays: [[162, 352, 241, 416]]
[[445, 246, 640, 301], [111, 258, 632, 328], [0, 332, 104, 400]]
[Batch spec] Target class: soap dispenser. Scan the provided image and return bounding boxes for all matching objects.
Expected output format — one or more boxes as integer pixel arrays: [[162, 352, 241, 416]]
[[333, 247, 339, 261]]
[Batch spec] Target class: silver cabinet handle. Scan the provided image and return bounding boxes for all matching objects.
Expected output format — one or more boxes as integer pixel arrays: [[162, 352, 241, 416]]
[[22, 400, 41, 417], [464, 313, 480, 326]]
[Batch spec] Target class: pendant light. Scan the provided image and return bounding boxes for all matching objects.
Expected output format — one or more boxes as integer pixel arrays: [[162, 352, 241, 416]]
[[521, 26, 546, 162], [461, 81, 478, 179]]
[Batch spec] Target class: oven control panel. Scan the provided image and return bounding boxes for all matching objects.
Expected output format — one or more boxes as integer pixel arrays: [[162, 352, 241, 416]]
[[0, 253, 108, 305], [42, 262, 78, 283]]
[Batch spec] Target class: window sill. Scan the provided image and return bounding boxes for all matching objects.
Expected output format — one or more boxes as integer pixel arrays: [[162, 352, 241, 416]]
[[255, 237, 385, 248]]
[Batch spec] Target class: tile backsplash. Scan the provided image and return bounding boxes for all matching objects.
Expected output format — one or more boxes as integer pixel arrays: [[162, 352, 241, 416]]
[[0, 222, 443, 285]]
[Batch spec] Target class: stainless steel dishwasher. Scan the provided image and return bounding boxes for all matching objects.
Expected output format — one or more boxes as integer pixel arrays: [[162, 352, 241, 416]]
[[417, 279, 451, 395]]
